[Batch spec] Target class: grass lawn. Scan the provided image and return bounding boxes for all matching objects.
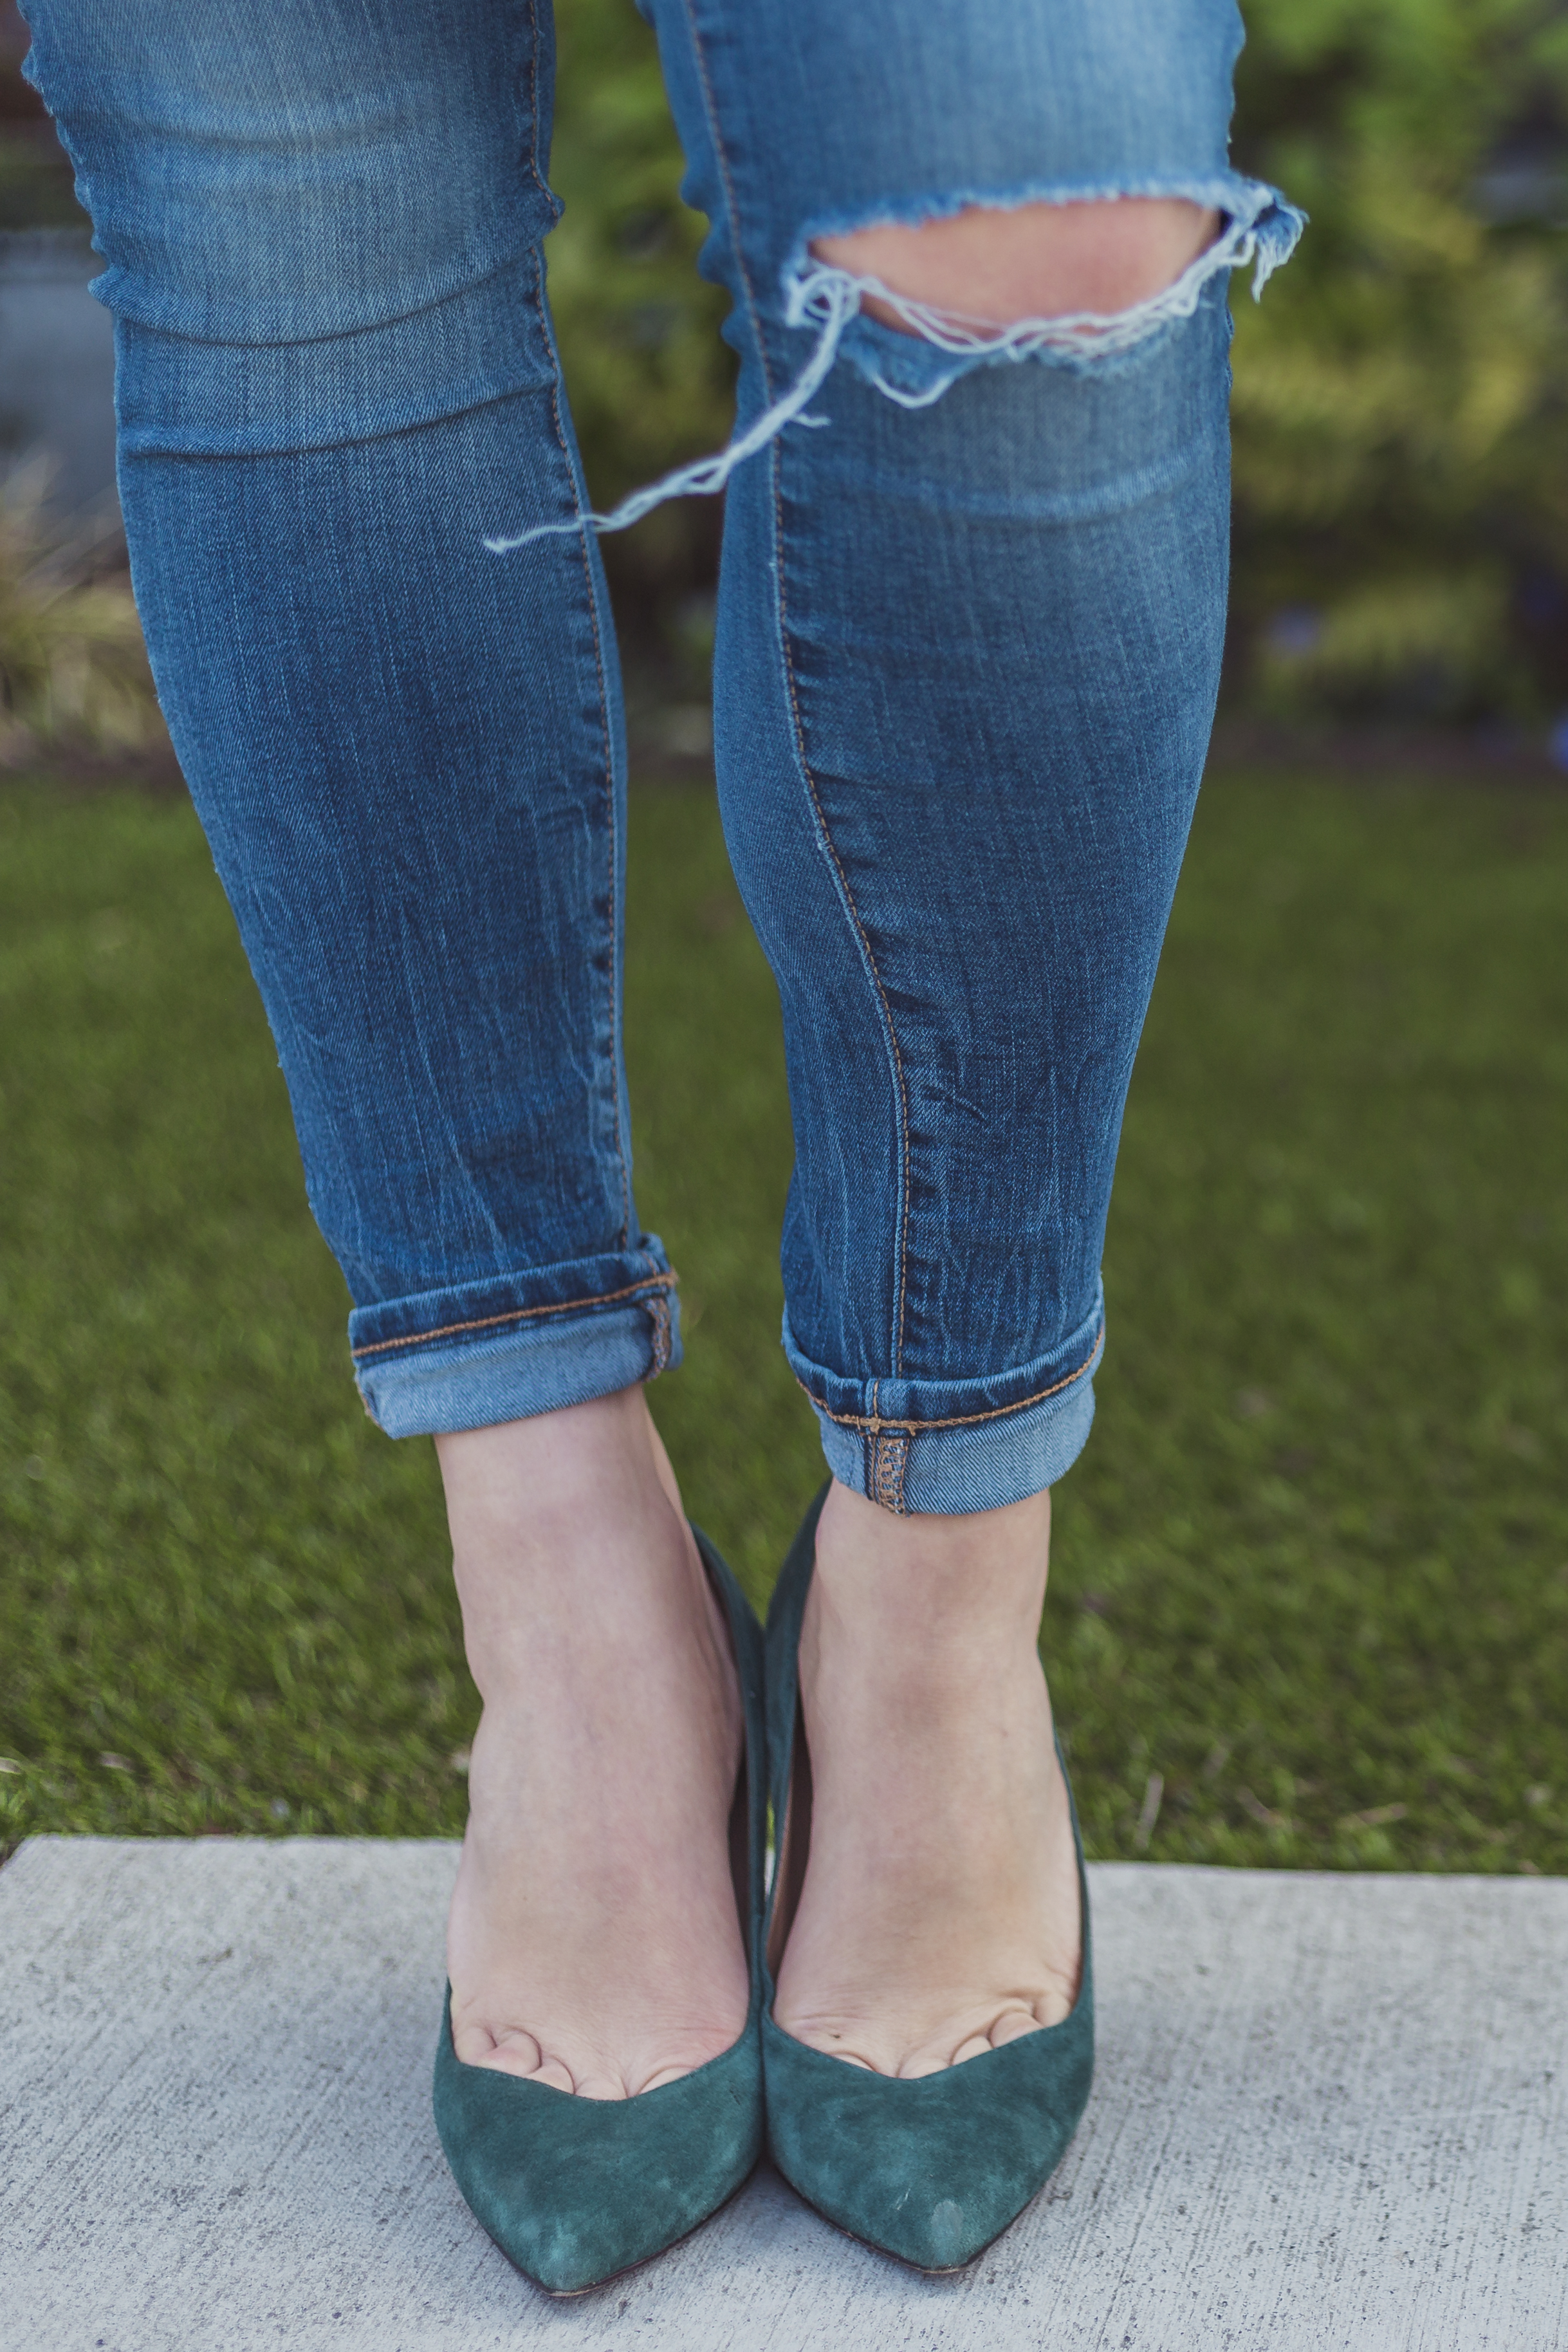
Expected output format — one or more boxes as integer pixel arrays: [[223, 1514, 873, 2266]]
[[2, 768, 1565, 1872]]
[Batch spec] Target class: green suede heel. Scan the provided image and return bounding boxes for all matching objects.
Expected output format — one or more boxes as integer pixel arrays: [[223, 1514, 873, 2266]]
[[433, 1528, 766, 2296], [761, 1486, 1094, 2273]]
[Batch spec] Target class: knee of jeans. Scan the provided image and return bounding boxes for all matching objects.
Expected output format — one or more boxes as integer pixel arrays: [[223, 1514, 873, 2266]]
[[21, 0, 565, 454], [21, 0, 559, 350]]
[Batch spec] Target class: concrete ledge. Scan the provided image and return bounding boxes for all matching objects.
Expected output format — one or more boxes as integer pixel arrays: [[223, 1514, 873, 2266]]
[[1, 1838, 1563, 2349]]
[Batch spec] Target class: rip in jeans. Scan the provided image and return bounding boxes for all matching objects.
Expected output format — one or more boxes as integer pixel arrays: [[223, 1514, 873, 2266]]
[[484, 176, 1304, 555]]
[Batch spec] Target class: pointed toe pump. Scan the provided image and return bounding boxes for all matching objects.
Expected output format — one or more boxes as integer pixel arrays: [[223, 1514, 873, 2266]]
[[760, 1486, 1094, 2273], [433, 1528, 767, 2296]]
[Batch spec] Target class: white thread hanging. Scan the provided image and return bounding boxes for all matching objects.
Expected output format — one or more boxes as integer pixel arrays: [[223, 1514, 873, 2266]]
[[483, 213, 1278, 552], [484, 266, 862, 553]]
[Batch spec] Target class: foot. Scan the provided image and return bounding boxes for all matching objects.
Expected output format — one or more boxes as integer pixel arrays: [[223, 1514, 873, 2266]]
[[772, 1481, 1080, 2079], [439, 1387, 748, 2100]]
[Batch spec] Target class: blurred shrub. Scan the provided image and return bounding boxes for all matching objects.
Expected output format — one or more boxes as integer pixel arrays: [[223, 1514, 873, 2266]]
[[1229, 0, 1568, 720], [547, 0, 732, 640], [0, 467, 167, 766], [8, 0, 1566, 714], [0, 0, 83, 225], [548, 0, 1568, 719]]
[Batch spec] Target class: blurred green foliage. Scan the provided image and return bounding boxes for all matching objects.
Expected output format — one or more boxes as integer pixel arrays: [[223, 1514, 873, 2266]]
[[548, 0, 730, 497], [0, 467, 168, 768], [544, 0, 1568, 716], [546, 0, 732, 627], [5, 0, 1567, 711], [1231, 0, 1568, 720]]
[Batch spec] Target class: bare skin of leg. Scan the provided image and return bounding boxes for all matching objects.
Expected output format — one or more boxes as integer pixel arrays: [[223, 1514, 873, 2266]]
[[773, 1481, 1080, 2075], [440, 1386, 747, 2098], [771, 202, 1220, 2077], [814, 196, 1220, 331]]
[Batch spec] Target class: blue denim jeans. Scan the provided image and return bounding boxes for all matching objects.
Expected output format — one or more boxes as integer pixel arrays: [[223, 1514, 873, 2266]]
[[23, 0, 1298, 1513]]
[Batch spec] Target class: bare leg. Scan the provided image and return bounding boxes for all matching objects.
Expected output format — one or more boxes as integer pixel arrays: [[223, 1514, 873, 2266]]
[[773, 1483, 1080, 2075], [815, 195, 1219, 331], [440, 1388, 747, 2099]]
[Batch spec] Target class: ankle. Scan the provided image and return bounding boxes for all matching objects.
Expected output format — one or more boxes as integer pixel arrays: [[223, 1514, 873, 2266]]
[[812, 1479, 1053, 1662], [436, 1384, 674, 1539], [434, 1387, 712, 1701]]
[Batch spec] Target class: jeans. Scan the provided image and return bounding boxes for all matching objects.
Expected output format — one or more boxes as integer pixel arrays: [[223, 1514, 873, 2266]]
[[23, 0, 1300, 1514]]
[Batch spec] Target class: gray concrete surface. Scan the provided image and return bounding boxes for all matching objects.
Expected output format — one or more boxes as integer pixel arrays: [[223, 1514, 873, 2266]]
[[1, 1837, 1563, 2352]]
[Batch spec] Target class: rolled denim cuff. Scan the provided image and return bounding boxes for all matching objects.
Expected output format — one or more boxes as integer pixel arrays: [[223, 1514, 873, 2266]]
[[786, 1289, 1103, 1515], [350, 1248, 679, 1438]]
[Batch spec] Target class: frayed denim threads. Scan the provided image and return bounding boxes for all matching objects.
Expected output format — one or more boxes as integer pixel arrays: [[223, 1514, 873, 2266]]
[[489, 180, 1303, 547]]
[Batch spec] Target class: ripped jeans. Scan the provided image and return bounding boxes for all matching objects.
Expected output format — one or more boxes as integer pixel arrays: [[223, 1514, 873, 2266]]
[[23, 0, 1300, 1514]]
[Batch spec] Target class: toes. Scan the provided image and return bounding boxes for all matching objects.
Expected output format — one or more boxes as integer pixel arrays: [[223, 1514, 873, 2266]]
[[529, 2054, 580, 2093], [783, 2016, 880, 2068], [991, 2005, 1047, 2048], [452, 2016, 703, 2098], [637, 2060, 696, 2093], [797, 2036, 876, 2070], [573, 2078, 631, 2101], [909, 2010, 1041, 2072], [454, 2021, 543, 2074], [484, 2035, 549, 2079], [896, 2043, 953, 2079]]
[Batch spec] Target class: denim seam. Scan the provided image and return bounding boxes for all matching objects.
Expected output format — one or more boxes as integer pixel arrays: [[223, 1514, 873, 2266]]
[[526, 236, 632, 1250], [351, 1270, 678, 1360], [771, 557, 914, 1378], [678, 0, 775, 404], [771, 575, 914, 1379], [522, 0, 554, 212], [795, 1324, 1103, 1432], [677, 0, 912, 1376]]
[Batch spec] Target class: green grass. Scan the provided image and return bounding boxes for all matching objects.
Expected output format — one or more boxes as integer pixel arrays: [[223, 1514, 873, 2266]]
[[2, 772, 1565, 1872]]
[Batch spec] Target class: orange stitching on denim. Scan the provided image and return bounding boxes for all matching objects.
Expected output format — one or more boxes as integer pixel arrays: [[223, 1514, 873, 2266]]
[[352, 1270, 678, 1360], [797, 1326, 1103, 1433], [527, 240, 632, 1251]]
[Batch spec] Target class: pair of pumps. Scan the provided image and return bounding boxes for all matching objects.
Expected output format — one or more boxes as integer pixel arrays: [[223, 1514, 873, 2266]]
[[434, 1488, 1095, 2294]]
